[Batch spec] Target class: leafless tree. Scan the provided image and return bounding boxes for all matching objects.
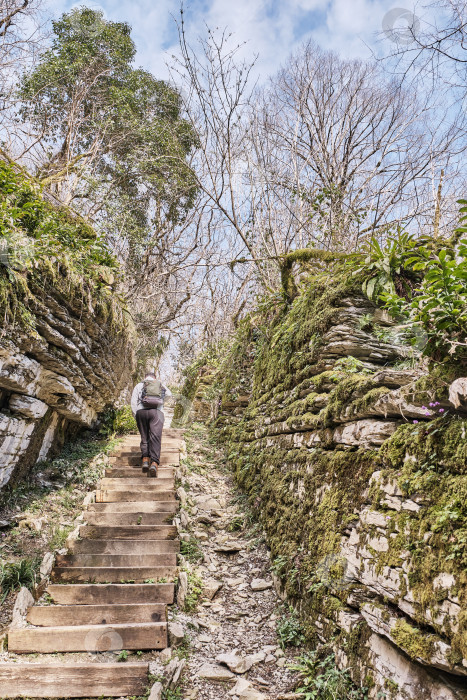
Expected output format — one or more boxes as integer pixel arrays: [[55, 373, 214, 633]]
[[381, 1, 467, 92], [254, 41, 463, 252], [0, 0, 44, 154]]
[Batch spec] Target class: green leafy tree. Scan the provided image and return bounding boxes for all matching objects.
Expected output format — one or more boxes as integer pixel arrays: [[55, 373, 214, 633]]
[[19, 7, 198, 233]]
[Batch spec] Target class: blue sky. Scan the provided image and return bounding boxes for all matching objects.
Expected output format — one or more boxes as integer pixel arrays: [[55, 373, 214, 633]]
[[46, 0, 422, 81]]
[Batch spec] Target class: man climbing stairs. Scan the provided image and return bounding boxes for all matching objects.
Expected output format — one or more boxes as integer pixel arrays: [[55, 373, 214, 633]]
[[0, 428, 183, 698]]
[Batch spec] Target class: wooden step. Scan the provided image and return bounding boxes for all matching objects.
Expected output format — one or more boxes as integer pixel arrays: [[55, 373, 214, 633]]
[[51, 565, 177, 583], [112, 446, 180, 455], [96, 489, 176, 502], [8, 622, 167, 653], [109, 454, 180, 466], [84, 512, 174, 526], [27, 603, 166, 626], [56, 553, 177, 568], [0, 662, 149, 697], [80, 525, 178, 539], [70, 539, 180, 555], [99, 477, 174, 490], [47, 583, 174, 605], [87, 500, 177, 513], [105, 467, 174, 478]]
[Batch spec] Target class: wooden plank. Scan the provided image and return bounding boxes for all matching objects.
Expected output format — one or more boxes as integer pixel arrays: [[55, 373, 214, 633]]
[[87, 500, 177, 513], [0, 663, 149, 697], [70, 539, 179, 555], [55, 553, 178, 568], [47, 583, 174, 605], [109, 454, 180, 466], [99, 478, 174, 490], [85, 512, 174, 526], [27, 603, 166, 626], [51, 565, 177, 583], [80, 525, 177, 539], [96, 490, 176, 503], [8, 622, 167, 653], [112, 446, 179, 455], [105, 467, 174, 478]]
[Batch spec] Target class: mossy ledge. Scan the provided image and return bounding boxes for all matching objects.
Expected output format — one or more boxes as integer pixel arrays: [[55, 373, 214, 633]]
[[0, 159, 135, 488], [181, 268, 467, 700]]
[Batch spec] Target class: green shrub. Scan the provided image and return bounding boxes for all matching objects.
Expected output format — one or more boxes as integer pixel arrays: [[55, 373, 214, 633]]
[[0, 557, 39, 601], [99, 405, 137, 436], [276, 605, 305, 649], [184, 569, 203, 612], [180, 537, 203, 563], [290, 651, 368, 699], [112, 405, 137, 434]]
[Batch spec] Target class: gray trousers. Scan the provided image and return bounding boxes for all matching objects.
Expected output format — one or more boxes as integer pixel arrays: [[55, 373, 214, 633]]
[[135, 408, 164, 463]]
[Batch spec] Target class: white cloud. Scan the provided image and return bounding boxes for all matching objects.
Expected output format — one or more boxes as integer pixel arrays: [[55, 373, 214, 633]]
[[47, 0, 420, 80]]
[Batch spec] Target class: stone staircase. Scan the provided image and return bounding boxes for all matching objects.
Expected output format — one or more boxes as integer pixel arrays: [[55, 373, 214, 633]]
[[0, 428, 183, 698]]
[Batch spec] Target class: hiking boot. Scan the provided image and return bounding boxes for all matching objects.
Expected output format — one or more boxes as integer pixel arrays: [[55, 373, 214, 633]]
[[148, 461, 158, 478], [142, 457, 150, 472]]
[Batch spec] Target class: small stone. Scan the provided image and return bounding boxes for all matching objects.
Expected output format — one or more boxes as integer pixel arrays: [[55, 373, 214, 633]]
[[227, 578, 245, 586], [180, 510, 190, 527], [177, 571, 188, 609], [169, 659, 186, 689], [198, 634, 213, 643], [82, 491, 95, 505], [39, 552, 55, 579], [214, 541, 243, 553], [250, 579, 273, 591], [229, 678, 253, 695], [177, 487, 188, 506], [238, 689, 268, 700], [264, 654, 275, 663], [197, 663, 235, 681], [10, 587, 34, 629], [159, 648, 172, 663], [216, 652, 254, 674], [168, 621, 185, 647], [276, 657, 286, 667], [148, 681, 163, 700]]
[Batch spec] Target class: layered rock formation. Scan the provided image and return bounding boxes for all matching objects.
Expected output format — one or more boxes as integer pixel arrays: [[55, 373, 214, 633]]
[[188, 278, 467, 699], [0, 161, 134, 487]]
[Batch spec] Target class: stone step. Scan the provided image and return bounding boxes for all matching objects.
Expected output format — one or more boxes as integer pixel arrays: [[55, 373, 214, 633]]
[[0, 662, 149, 697], [55, 553, 178, 568], [8, 622, 167, 653], [51, 565, 177, 583], [80, 525, 178, 540], [96, 489, 176, 503], [69, 539, 180, 555], [99, 477, 175, 490], [27, 603, 166, 626], [87, 500, 177, 513], [84, 512, 174, 526], [105, 467, 174, 478], [47, 583, 174, 605]]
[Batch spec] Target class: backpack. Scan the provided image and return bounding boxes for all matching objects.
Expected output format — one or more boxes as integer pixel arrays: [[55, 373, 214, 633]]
[[141, 379, 164, 409]]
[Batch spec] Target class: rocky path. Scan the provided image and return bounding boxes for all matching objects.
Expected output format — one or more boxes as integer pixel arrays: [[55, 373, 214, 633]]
[[162, 422, 300, 700]]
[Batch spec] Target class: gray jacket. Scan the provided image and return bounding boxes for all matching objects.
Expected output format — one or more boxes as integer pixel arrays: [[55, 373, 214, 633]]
[[130, 382, 172, 416]]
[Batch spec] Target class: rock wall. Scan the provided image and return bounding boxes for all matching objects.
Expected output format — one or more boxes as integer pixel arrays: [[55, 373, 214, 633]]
[[191, 276, 467, 699], [0, 161, 134, 488]]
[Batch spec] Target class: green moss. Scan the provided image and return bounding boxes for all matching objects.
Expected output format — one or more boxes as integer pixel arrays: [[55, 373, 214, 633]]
[[391, 619, 436, 662], [0, 159, 127, 334]]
